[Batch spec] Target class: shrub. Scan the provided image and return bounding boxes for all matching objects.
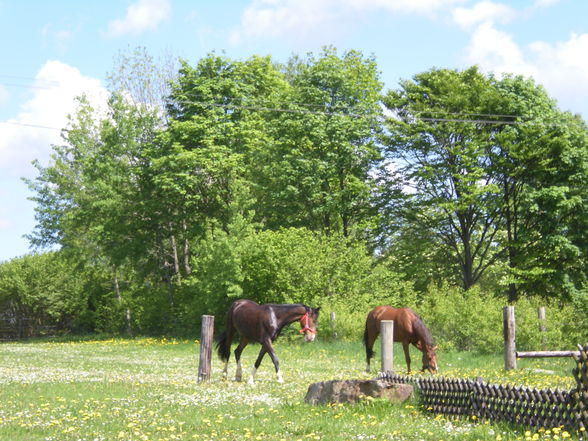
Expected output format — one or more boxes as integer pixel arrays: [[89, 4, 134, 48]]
[[419, 284, 588, 353], [419, 284, 503, 353]]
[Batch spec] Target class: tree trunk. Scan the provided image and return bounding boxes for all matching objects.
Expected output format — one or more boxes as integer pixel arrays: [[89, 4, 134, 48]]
[[459, 214, 475, 290], [169, 231, 181, 280], [182, 219, 192, 275], [113, 268, 132, 336]]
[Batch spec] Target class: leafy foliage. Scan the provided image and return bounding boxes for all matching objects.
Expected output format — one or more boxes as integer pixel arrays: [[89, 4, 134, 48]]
[[2, 48, 587, 345], [419, 284, 587, 353]]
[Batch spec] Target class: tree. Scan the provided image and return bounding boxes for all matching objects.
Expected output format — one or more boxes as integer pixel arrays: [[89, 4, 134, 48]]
[[0, 252, 102, 336], [382, 67, 504, 290], [381, 66, 588, 299], [254, 48, 384, 237], [164, 53, 285, 236], [489, 74, 588, 300], [26, 91, 163, 333]]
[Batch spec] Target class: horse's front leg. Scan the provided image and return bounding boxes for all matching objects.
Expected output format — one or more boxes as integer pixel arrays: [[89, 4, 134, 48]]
[[249, 346, 267, 384], [402, 341, 411, 373], [267, 348, 282, 383], [251, 339, 282, 384]]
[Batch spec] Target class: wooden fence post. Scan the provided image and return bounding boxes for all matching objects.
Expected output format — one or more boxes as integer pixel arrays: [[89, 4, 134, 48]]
[[198, 315, 215, 382], [330, 312, 337, 340], [380, 320, 394, 373], [503, 306, 517, 371]]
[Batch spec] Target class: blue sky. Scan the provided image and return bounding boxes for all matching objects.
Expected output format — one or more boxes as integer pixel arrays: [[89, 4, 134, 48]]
[[1, 0, 587, 262]]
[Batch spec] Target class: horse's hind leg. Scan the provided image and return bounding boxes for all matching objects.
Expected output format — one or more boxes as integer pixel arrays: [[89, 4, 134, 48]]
[[234, 338, 249, 382], [219, 329, 234, 379]]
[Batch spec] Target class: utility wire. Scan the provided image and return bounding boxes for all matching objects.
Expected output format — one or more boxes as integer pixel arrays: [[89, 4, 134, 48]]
[[0, 75, 60, 85], [0, 82, 56, 90], [1, 98, 584, 131], [0, 121, 61, 130], [166, 98, 584, 127]]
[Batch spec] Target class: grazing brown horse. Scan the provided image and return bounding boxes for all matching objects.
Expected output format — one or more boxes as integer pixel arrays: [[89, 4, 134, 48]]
[[363, 306, 438, 374], [217, 299, 320, 384]]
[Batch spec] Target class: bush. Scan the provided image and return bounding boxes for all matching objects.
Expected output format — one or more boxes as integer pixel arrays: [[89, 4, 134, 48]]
[[177, 227, 414, 339], [419, 284, 588, 353], [419, 284, 503, 353]]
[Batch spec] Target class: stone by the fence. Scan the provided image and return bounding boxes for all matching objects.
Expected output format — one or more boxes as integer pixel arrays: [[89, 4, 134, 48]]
[[304, 379, 413, 405]]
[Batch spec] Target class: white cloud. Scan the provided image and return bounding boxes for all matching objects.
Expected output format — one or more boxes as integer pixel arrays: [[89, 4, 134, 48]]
[[464, 22, 588, 115], [527, 33, 588, 111], [533, 0, 561, 7], [0, 61, 107, 177], [230, 0, 465, 45], [230, 0, 341, 45], [452, 1, 516, 30], [464, 22, 535, 77], [106, 0, 170, 37], [41, 23, 74, 52], [346, 0, 466, 15]]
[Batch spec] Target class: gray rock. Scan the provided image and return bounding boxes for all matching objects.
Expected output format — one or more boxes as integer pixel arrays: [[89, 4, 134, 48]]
[[304, 379, 413, 405]]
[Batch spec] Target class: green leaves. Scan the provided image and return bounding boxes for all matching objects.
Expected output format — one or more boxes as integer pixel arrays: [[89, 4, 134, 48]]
[[381, 67, 588, 299], [19, 47, 588, 335]]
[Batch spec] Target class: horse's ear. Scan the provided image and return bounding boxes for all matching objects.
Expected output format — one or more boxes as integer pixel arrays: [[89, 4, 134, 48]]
[[415, 341, 423, 350]]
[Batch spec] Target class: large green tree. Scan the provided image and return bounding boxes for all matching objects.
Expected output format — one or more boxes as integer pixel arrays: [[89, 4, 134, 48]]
[[382, 67, 504, 290], [254, 48, 384, 237], [489, 75, 588, 300], [381, 67, 588, 299]]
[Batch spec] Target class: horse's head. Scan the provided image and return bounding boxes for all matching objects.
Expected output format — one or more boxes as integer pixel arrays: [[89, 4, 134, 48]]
[[421, 344, 438, 374], [299, 307, 320, 342]]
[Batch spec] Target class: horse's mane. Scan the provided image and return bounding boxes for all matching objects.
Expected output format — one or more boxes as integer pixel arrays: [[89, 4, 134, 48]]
[[265, 303, 310, 335], [412, 314, 434, 348]]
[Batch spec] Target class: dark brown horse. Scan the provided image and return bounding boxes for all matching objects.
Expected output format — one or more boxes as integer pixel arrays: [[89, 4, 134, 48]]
[[363, 306, 438, 374], [217, 299, 320, 384]]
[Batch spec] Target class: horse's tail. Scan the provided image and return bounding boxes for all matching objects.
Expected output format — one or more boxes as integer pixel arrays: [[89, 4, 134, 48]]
[[216, 308, 234, 363], [363, 313, 374, 362], [216, 330, 230, 362]]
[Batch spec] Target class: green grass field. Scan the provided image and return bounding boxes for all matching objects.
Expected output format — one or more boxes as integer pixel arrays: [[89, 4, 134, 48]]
[[0, 337, 581, 441]]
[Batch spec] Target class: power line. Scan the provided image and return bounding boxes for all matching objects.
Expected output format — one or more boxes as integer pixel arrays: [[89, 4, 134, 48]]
[[1, 98, 584, 132], [0, 82, 55, 90], [0, 75, 60, 85], [0, 121, 61, 130], [167, 98, 584, 127], [414, 110, 520, 119]]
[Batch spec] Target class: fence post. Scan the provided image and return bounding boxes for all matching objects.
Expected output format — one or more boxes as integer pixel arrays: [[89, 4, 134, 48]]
[[198, 315, 215, 382], [503, 306, 517, 371], [380, 320, 394, 373], [330, 311, 338, 340]]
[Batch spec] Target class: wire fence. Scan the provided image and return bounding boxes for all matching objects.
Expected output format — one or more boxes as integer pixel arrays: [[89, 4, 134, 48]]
[[0, 317, 60, 341]]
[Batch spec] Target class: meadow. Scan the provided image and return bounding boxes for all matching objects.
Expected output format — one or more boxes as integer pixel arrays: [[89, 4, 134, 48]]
[[0, 336, 582, 441]]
